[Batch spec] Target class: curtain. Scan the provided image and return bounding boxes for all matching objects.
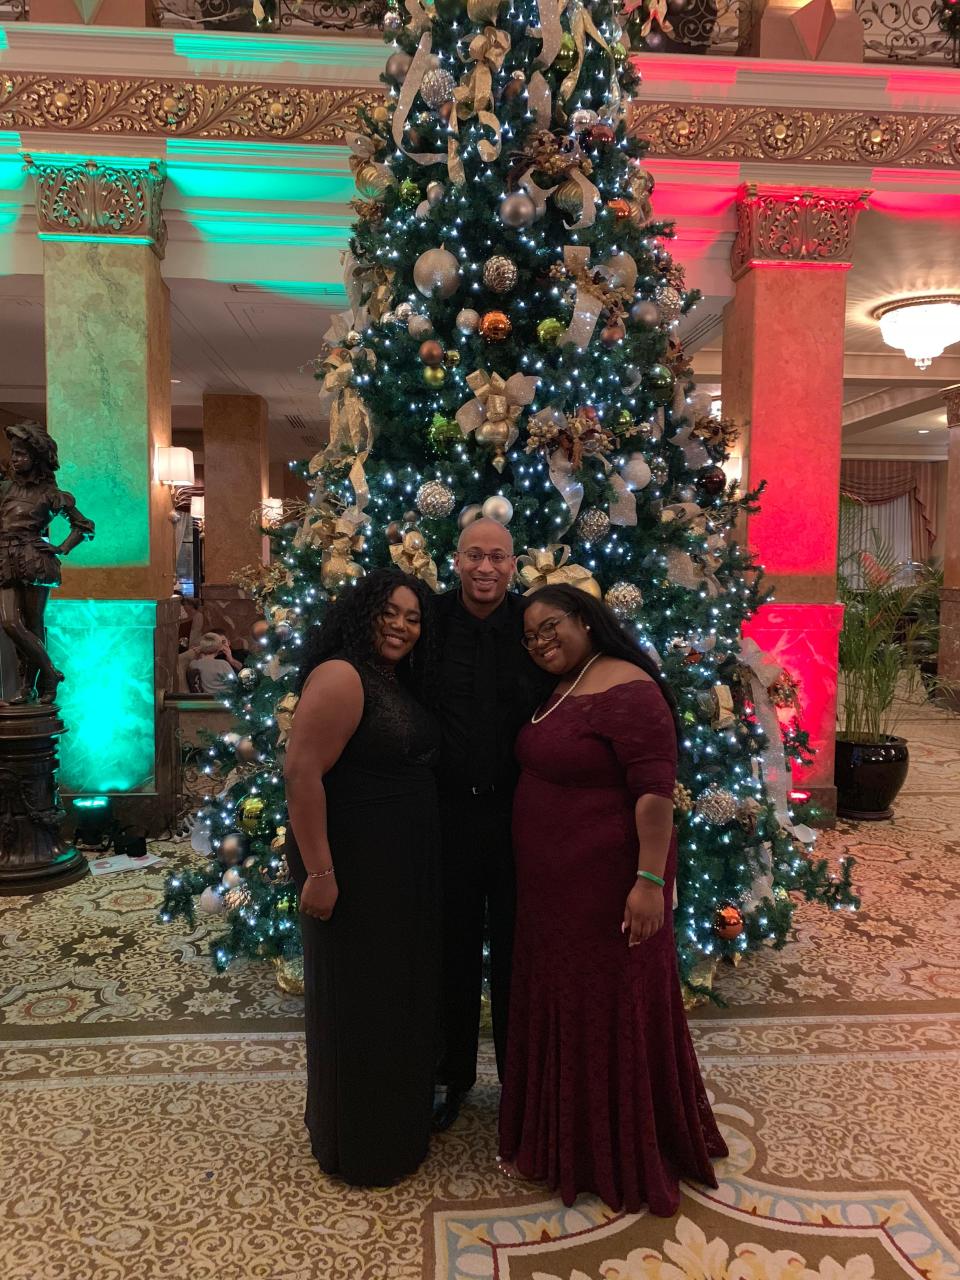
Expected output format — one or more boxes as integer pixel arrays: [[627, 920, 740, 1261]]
[[839, 494, 914, 586], [839, 460, 938, 562]]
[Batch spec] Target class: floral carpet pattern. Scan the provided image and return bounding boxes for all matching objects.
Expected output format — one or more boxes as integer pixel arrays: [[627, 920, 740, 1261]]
[[0, 704, 958, 1279]]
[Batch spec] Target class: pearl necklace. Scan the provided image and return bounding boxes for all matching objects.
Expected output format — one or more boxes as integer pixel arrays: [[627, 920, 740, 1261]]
[[531, 652, 602, 724]]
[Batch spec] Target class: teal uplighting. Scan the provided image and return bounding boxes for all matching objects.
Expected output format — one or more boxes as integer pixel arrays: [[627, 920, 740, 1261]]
[[74, 796, 110, 810], [172, 33, 381, 68], [38, 233, 155, 246], [47, 599, 156, 794]]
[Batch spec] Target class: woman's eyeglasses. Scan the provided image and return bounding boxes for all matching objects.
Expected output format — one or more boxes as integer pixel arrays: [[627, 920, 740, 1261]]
[[521, 612, 573, 650], [460, 550, 512, 567]]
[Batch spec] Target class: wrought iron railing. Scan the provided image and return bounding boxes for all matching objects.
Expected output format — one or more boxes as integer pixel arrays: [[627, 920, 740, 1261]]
[[152, 0, 387, 34]]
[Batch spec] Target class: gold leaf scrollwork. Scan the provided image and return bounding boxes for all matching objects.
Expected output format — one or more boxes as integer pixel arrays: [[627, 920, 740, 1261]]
[[25, 156, 168, 254]]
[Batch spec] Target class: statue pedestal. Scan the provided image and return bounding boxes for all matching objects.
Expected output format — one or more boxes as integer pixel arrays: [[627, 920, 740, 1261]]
[[0, 704, 87, 893]]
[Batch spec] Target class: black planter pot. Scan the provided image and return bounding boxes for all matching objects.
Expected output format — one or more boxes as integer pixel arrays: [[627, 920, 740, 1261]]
[[834, 735, 909, 821]]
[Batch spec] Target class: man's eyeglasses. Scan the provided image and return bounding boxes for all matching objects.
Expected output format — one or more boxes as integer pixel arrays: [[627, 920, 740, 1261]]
[[521, 612, 573, 650], [460, 550, 512, 567]]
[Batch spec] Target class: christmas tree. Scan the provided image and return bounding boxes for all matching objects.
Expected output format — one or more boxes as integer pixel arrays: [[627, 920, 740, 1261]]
[[160, 0, 858, 991]]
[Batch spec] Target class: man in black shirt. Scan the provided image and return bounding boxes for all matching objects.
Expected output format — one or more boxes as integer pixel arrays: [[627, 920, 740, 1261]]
[[432, 518, 550, 1130]]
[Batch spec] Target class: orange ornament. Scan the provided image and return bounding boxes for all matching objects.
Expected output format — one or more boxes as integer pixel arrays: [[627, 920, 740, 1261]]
[[419, 340, 444, 366], [479, 310, 512, 342], [714, 904, 745, 940], [608, 198, 631, 220]]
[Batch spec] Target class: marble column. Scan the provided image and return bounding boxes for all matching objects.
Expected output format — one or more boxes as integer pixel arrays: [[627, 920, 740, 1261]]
[[27, 154, 177, 833], [201, 392, 269, 644], [29, 0, 156, 23], [937, 386, 960, 703], [722, 183, 869, 820]]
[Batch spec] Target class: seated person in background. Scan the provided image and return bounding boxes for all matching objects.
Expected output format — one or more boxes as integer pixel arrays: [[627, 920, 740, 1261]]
[[187, 632, 239, 695]]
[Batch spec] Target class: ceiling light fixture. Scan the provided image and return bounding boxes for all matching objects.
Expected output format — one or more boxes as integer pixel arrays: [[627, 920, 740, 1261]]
[[873, 295, 960, 370], [918, 429, 930, 434]]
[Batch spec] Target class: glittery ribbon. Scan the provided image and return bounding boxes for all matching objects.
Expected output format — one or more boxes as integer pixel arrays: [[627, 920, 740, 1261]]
[[389, 539, 439, 590], [517, 543, 601, 597], [669, 420, 712, 469], [517, 165, 556, 219], [560, 0, 619, 117], [404, 0, 435, 33], [456, 370, 539, 450], [391, 32, 450, 172], [665, 547, 722, 597], [452, 27, 510, 166], [547, 447, 584, 531], [529, 0, 565, 69], [343, 252, 394, 322], [275, 692, 299, 745], [559, 247, 604, 349], [526, 71, 553, 130], [738, 638, 817, 846]]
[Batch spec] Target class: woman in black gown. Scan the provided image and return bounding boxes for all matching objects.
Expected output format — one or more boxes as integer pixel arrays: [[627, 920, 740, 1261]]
[[284, 567, 441, 1186]]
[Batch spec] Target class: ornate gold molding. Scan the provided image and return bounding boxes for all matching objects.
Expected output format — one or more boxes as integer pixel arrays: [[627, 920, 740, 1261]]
[[731, 183, 869, 279], [25, 155, 167, 255], [943, 385, 960, 430], [631, 101, 960, 170], [0, 72, 379, 146]]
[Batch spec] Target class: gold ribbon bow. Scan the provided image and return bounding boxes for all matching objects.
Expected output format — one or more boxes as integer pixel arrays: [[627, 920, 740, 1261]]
[[517, 543, 601, 597], [321, 531, 366, 590], [456, 369, 539, 455], [275, 693, 299, 745], [561, 0, 620, 116], [452, 27, 511, 168], [343, 252, 394, 322], [389, 537, 440, 591]]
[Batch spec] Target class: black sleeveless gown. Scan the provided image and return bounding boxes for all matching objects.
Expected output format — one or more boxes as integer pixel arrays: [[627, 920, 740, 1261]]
[[286, 659, 441, 1186]]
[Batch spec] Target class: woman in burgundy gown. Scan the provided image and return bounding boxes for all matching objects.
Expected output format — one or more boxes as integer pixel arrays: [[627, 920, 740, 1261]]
[[498, 584, 727, 1216]]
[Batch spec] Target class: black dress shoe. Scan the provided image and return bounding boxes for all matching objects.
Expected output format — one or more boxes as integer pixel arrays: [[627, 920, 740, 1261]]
[[432, 1086, 469, 1132]]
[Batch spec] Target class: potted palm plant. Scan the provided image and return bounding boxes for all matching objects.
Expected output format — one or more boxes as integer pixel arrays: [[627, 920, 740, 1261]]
[[835, 514, 941, 820]]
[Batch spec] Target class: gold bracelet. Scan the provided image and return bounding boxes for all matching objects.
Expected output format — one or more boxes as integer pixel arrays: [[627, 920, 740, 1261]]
[[307, 867, 334, 880]]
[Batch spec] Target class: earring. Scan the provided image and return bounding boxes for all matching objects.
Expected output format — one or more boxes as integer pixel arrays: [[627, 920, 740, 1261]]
[[585, 625, 591, 631]]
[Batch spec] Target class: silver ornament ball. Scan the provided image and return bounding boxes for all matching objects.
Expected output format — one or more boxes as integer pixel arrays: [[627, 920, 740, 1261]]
[[694, 785, 739, 826], [413, 247, 461, 299], [221, 867, 243, 890], [570, 108, 599, 132], [621, 453, 652, 491], [383, 9, 402, 31], [416, 480, 456, 519], [420, 67, 456, 108], [499, 193, 536, 228], [456, 308, 480, 334], [395, 302, 413, 321], [199, 886, 224, 916], [385, 51, 411, 81], [481, 495, 514, 525], [631, 299, 660, 327], [605, 581, 644, 620], [458, 503, 483, 530], [482, 254, 519, 294], [578, 507, 611, 543], [426, 181, 445, 207]]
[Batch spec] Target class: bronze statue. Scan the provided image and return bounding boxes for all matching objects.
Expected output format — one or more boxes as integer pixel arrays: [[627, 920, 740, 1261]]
[[0, 420, 95, 705]]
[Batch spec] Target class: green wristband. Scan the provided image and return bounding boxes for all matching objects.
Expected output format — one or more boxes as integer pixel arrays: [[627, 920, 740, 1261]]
[[636, 870, 665, 888]]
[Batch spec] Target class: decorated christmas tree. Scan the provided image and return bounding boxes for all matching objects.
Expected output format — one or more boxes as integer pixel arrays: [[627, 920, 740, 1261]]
[[160, 0, 858, 991]]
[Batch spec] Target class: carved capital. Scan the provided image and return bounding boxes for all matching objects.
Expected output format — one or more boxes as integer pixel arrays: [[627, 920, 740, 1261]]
[[943, 385, 960, 430], [731, 183, 870, 281], [24, 156, 166, 255]]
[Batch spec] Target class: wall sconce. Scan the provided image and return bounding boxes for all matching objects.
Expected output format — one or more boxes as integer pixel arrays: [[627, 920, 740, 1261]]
[[190, 496, 205, 524], [261, 497, 284, 527], [155, 446, 195, 486]]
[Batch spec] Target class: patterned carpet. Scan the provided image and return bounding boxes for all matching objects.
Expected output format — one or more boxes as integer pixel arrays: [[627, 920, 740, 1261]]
[[1, 703, 958, 1279]]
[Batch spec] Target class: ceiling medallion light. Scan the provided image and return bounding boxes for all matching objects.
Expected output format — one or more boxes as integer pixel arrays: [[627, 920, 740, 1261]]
[[873, 295, 960, 370]]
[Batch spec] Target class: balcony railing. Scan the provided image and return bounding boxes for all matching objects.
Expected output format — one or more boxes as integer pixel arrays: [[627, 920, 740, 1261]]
[[0, 0, 956, 63]]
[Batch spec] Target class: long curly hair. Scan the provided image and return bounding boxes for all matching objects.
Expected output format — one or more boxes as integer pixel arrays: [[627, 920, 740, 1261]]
[[297, 567, 439, 698], [4, 420, 59, 481], [524, 584, 681, 744]]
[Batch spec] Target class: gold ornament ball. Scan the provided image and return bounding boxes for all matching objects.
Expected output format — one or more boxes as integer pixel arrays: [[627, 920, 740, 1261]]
[[423, 365, 447, 388], [695, 785, 739, 826], [420, 67, 456, 108], [416, 480, 456, 519], [537, 317, 564, 345], [554, 179, 583, 218], [355, 163, 393, 199], [482, 255, 519, 294], [402, 528, 426, 552], [418, 339, 444, 366], [578, 508, 611, 543], [475, 419, 511, 448], [413, 247, 461, 299], [673, 782, 693, 813], [605, 581, 643, 620], [385, 521, 403, 545], [601, 319, 626, 347], [479, 310, 512, 342], [372, 104, 390, 124], [236, 737, 258, 762], [714, 903, 745, 940], [241, 797, 265, 834], [608, 197, 631, 220], [656, 284, 684, 324], [444, 349, 461, 367], [555, 31, 576, 72]]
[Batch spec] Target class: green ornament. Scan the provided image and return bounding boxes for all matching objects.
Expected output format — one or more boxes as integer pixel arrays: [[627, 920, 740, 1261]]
[[399, 178, 419, 204], [644, 363, 675, 405], [611, 40, 627, 62], [555, 32, 577, 73], [428, 413, 461, 451], [616, 408, 634, 428], [537, 317, 564, 345], [683, 709, 697, 725]]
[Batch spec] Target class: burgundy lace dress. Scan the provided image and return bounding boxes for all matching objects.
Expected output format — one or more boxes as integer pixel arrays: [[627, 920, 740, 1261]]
[[498, 679, 728, 1216]]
